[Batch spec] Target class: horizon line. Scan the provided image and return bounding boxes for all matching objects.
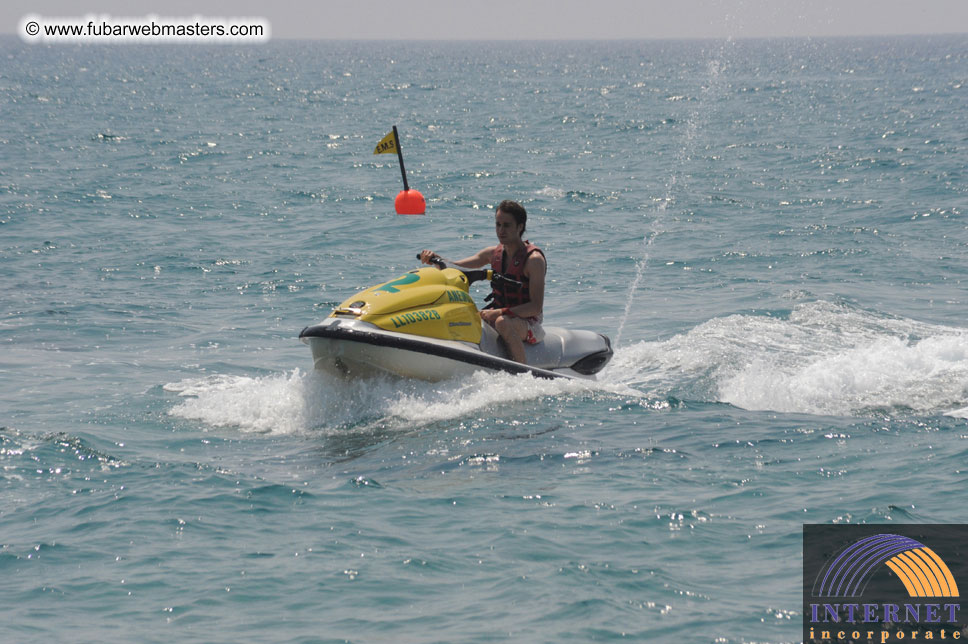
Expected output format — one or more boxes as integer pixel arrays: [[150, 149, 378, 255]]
[[1, 30, 966, 43]]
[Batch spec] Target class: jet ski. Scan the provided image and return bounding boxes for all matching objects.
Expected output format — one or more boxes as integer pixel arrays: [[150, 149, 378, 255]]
[[299, 256, 613, 381]]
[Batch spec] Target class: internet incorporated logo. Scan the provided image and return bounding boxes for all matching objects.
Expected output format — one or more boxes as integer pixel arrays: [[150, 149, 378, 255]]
[[803, 526, 967, 644]]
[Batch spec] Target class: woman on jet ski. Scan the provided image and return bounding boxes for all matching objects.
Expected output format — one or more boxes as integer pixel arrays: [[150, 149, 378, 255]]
[[419, 200, 546, 365]]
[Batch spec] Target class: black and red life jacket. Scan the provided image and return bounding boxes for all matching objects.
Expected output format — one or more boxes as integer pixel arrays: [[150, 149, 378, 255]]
[[488, 242, 545, 309]]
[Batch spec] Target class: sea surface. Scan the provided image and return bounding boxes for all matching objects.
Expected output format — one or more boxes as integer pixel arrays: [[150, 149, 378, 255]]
[[2, 35, 967, 642]]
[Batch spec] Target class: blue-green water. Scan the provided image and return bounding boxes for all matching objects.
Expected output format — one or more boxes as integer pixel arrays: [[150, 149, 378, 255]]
[[2, 36, 967, 642]]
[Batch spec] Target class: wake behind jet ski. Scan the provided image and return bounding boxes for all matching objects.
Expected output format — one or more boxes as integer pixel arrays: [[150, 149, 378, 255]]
[[298, 257, 613, 381]]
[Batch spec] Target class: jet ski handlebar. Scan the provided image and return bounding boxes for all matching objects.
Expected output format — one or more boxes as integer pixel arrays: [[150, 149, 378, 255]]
[[414, 253, 522, 288], [417, 252, 449, 270], [490, 272, 523, 289]]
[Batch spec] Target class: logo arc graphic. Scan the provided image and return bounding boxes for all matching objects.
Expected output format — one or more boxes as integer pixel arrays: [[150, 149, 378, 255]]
[[814, 533, 960, 598]]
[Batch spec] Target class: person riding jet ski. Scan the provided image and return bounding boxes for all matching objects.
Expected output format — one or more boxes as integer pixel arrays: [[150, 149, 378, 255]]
[[300, 200, 613, 381], [420, 200, 544, 364]]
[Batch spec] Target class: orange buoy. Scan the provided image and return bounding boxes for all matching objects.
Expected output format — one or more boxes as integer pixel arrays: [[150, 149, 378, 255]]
[[395, 189, 426, 215]]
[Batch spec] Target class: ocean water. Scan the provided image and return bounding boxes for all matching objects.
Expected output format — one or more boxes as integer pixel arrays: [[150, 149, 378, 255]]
[[2, 35, 967, 642]]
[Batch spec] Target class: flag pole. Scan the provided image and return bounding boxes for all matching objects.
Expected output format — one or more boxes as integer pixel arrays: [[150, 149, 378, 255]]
[[393, 125, 410, 192]]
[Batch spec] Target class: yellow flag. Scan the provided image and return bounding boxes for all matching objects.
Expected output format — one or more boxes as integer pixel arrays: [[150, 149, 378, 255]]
[[373, 130, 397, 155]]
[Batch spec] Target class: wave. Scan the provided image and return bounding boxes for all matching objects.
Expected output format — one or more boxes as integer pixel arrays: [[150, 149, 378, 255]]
[[166, 301, 968, 434], [165, 368, 635, 436], [607, 300, 968, 417], [166, 369, 394, 435]]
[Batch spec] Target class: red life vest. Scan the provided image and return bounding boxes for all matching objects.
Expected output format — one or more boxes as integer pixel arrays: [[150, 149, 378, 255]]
[[489, 242, 545, 309]]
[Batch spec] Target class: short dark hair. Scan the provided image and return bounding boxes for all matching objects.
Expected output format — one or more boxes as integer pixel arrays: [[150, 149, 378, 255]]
[[496, 200, 527, 234]]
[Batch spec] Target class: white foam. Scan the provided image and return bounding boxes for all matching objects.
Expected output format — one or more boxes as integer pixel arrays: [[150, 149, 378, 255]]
[[945, 406, 968, 419], [721, 334, 968, 416], [165, 367, 636, 436], [535, 186, 566, 199], [166, 369, 332, 435], [384, 370, 634, 424], [164, 301, 963, 429], [607, 301, 968, 417]]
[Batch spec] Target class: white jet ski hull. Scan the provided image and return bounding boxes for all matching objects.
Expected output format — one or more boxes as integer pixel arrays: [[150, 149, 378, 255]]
[[299, 318, 611, 382]]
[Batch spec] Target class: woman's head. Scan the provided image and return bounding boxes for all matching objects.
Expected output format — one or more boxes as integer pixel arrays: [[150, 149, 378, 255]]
[[495, 200, 527, 236]]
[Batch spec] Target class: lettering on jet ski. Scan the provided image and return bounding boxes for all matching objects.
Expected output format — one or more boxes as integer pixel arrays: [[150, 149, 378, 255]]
[[375, 273, 420, 293], [391, 309, 441, 328], [446, 289, 473, 304]]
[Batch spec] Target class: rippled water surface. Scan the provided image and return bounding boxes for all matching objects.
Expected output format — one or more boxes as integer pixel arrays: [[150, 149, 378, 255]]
[[2, 36, 967, 642]]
